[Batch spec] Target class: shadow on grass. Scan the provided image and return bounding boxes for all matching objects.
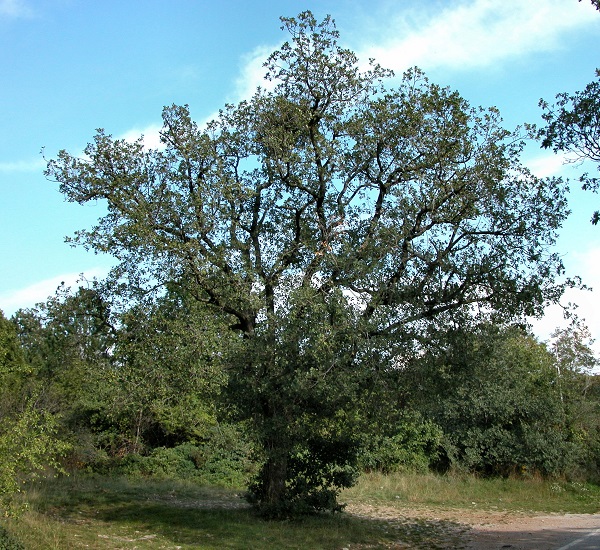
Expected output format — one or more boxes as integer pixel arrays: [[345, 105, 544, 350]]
[[29, 476, 471, 549], [90, 500, 469, 549]]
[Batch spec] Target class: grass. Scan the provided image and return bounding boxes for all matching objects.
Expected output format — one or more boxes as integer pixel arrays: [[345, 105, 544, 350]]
[[1, 475, 438, 549], [1, 472, 599, 549], [343, 471, 600, 514]]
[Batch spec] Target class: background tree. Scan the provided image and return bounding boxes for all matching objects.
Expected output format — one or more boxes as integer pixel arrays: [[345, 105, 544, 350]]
[[548, 324, 600, 478], [110, 287, 229, 452], [538, 68, 600, 223], [0, 309, 30, 431], [550, 324, 598, 400], [13, 285, 117, 460], [402, 325, 578, 476], [0, 310, 68, 514], [46, 12, 572, 516], [13, 283, 232, 465]]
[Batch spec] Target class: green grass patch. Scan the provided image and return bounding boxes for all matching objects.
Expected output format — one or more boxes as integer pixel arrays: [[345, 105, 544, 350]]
[[343, 472, 600, 514], [1, 474, 466, 549], [2, 472, 599, 549]]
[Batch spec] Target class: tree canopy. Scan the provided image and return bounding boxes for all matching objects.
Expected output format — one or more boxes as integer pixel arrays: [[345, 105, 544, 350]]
[[580, 0, 600, 12], [0, 310, 68, 514], [539, 70, 600, 224], [402, 324, 574, 477], [46, 11, 573, 516]]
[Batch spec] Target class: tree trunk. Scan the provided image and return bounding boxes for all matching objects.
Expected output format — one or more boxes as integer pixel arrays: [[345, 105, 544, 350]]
[[263, 451, 288, 507]]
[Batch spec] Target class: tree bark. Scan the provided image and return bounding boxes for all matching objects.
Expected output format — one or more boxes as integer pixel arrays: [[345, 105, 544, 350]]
[[262, 450, 288, 508]]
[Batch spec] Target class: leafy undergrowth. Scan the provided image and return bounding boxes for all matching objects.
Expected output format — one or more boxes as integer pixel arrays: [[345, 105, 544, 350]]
[[2, 472, 599, 549]]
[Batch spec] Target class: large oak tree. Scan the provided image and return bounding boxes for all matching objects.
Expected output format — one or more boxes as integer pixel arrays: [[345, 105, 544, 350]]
[[47, 12, 571, 515]]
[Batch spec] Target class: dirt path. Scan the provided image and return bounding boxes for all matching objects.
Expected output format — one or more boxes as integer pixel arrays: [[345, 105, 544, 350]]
[[345, 503, 600, 549], [464, 512, 600, 549]]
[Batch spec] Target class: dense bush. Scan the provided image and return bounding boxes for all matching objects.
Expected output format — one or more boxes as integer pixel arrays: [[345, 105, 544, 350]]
[[403, 325, 588, 477], [358, 417, 443, 474], [117, 425, 257, 487]]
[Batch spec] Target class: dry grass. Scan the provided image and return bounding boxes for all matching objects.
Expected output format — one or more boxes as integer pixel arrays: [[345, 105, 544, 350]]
[[342, 471, 600, 514], [1, 472, 598, 549]]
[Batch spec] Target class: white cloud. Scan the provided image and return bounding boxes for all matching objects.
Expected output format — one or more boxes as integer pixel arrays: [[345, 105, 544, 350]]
[[0, 158, 45, 173], [225, 0, 598, 109], [232, 44, 279, 102], [526, 151, 574, 179], [358, 0, 598, 74], [530, 245, 600, 359], [92, 1, 600, 158], [120, 124, 164, 150], [0, 0, 34, 18], [0, 268, 110, 317]]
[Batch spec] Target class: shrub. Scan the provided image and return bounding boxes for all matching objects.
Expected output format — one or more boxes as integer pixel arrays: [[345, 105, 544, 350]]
[[117, 424, 257, 487], [0, 401, 69, 514], [0, 525, 24, 550], [359, 418, 443, 474]]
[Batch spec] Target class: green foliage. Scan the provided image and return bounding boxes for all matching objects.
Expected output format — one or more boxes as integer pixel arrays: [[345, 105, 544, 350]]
[[120, 445, 204, 480], [550, 324, 599, 374], [12, 286, 116, 441], [0, 525, 24, 550], [116, 424, 256, 487], [0, 310, 69, 514], [46, 11, 573, 514], [10, 287, 137, 480], [229, 284, 365, 516], [0, 399, 69, 513], [11, 285, 228, 468], [358, 417, 443, 474], [404, 325, 578, 476], [248, 433, 360, 517], [0, 310, 27, 377], [539, 68, 600, 224], [111, 291, 229, 450], [0, 311, 31, 420]]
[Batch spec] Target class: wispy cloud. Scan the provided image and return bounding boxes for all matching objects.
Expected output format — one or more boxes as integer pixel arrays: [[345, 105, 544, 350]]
[[526, 152, 574, 179], [357, 0, 598, 74], [0, 157, 45, 173], [0, 0, 34, 18], [120, 124, 164, 150], [530, 245, 600, 359], [0, 268, 110, 316], [232, 44, 279, 102]]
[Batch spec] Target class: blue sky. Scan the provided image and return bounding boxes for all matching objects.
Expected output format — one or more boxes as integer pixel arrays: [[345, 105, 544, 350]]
[[0, 0, 599, 353]]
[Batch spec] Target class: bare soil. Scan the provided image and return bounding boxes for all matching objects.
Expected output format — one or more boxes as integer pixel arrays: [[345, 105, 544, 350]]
[[345, 503, 600, 549], [461, 511, 600, 550]]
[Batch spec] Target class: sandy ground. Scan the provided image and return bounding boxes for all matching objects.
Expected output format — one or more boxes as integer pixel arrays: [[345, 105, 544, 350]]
[[463, 512, 600, 549], [156, 492, 600, 548], [345, 503, 600, 549]]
